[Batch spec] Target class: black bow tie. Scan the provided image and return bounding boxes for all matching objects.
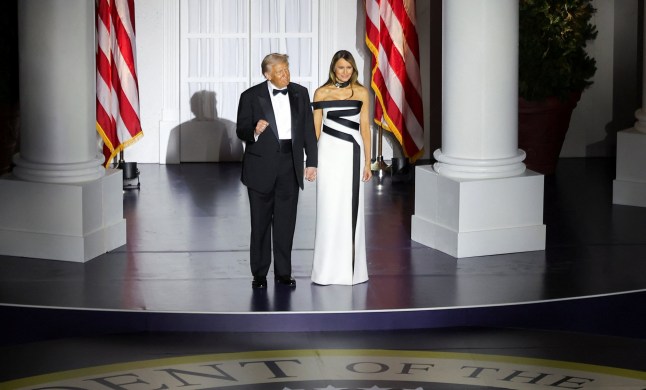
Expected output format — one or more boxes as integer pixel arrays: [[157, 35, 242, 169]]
[[273, 89, 288, 96]]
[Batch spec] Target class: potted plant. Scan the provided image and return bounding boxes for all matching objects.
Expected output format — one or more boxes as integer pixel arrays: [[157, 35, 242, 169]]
[[518, 0, 598, 174]]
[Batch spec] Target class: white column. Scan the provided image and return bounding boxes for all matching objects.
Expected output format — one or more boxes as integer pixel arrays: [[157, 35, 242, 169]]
[[0, 0, 126, 262], [411, 0, 545, 258], [13, 0, 104, 183], [613, 4, 646, 207], [435, 0, 525, 178]]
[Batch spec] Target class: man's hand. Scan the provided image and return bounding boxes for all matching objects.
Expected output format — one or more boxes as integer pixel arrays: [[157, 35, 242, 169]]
[[255, 120, 269, 136], [305, 167, 317, 182]]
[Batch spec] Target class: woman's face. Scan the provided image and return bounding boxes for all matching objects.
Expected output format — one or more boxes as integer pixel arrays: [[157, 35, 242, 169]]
[[334, 58, 354, 83]]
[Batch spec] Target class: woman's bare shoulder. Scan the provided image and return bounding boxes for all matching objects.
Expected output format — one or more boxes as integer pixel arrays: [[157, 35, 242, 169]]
[[353, 84, 369, 95], [353, 84, 370, 102], [314, 85, 334, 101]]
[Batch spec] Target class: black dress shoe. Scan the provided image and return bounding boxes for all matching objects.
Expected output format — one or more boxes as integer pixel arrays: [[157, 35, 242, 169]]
[[275, 275, 296, 287], [252, 277, 267, 289]]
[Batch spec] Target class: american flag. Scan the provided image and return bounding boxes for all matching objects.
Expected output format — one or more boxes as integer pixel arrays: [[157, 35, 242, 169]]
[[365, 0, 424, 161], [96, 0, 143, 167]]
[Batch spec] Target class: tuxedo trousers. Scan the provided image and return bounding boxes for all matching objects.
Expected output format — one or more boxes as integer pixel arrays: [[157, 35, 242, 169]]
[[247, 150, 299, 278]]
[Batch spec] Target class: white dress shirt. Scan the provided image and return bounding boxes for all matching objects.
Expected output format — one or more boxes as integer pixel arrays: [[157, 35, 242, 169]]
[[268, 81, 292, 140]]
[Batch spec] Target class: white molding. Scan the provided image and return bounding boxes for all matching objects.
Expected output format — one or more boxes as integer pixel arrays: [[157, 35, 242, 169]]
[[162, 0, 180, 122], [318, 0, 337, 86]]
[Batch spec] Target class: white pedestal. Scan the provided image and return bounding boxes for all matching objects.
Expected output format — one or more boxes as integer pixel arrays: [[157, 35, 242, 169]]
[[0, 169, 126, 262], [411, 165, 546, 258], [613, 129, 646, 207]]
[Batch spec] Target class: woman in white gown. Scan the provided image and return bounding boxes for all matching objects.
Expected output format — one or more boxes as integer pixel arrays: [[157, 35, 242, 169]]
[[311, 50, 372, 285]]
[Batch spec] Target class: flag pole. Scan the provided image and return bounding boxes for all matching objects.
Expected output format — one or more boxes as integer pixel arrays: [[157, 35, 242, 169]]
[[370, 123, 390, 183], [365, 0, 424, 179], [97, 0, 143, 188]]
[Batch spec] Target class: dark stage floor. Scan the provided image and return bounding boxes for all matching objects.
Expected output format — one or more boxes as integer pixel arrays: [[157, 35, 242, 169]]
[[2, 158, 646, 313], [2, 158, 646, 388]]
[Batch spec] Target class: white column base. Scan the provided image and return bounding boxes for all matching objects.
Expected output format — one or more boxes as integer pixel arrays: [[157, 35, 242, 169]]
[[613, 129, 646, 207], [0, 169, 126, 262], [411, 165, 546, 258]]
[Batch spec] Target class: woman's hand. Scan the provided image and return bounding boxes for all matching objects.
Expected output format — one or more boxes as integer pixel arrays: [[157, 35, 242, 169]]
[[362, 165, 372, 182]]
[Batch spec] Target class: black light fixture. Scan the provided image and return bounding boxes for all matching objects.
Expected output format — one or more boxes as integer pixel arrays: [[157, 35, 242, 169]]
[[117, 152, 140, 190]]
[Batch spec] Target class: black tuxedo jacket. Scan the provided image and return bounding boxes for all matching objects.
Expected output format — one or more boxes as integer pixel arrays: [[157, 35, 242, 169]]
[[236, 82, 317, 193]]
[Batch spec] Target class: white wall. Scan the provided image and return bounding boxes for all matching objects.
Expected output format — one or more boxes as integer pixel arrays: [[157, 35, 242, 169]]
[[562, 0, 640, 157], [128, 0, 431, 164], [128, 0, 164, 163], [562, 0, 613, 157], [129, 0, 631, 164], [335, 0, 431, 161]]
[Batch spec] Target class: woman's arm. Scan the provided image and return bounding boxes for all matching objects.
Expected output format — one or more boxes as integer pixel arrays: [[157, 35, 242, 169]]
[[358, 86, 373, 181]]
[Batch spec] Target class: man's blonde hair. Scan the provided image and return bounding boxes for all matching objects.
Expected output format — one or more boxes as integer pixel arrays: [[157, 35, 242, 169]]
[[261, 53, 289, 76]]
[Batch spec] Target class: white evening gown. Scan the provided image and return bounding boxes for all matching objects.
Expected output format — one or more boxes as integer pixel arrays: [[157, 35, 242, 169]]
[[311, 100, 368, 285]]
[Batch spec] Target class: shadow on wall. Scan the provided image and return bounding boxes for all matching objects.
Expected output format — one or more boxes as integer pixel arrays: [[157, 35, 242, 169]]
[[167, 90, 243, 163]]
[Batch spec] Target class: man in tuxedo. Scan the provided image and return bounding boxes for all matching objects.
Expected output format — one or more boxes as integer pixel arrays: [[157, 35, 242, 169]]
[[236, 53, 318, 289]]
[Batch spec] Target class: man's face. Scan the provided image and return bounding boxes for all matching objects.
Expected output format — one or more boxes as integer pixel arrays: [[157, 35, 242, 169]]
[[265, 62, 290, 89]]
